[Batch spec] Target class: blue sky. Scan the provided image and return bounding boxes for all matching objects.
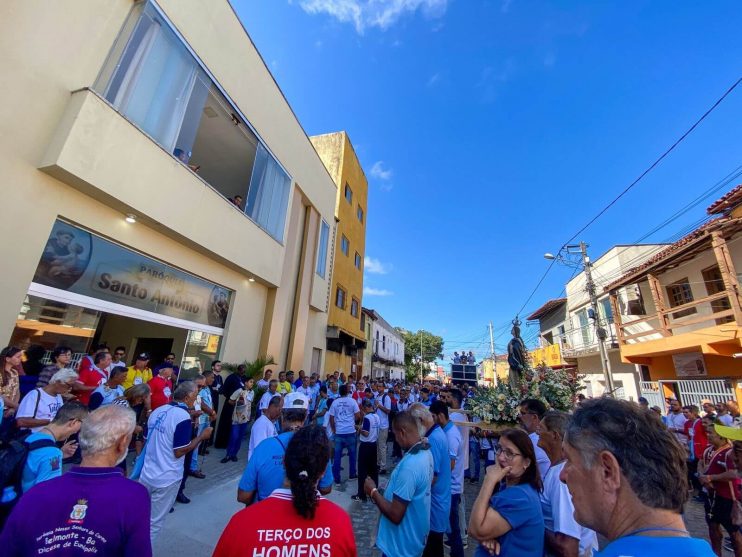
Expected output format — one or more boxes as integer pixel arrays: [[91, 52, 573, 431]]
[[232, 0, 742, 360]]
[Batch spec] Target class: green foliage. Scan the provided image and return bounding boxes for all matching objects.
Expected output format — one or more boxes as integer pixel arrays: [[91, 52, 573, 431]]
[[396, 328, 444, 368], [468, 363, 586, 424], [220, 355, 275, 380]]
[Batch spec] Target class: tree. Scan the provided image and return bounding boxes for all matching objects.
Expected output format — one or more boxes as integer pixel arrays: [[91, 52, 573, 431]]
[[396, 328, 444, 381]]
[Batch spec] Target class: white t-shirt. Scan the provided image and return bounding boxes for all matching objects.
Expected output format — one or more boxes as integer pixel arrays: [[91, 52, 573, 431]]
[[445, 421, 465, 494], [16, 389, 64, 432], [259, 391, 279, 412], [374, 392, 392, 429], [541, 461, 598, 557], [328, 396, 360, 435], [360, 413, 381, 443], [529, 431, 551, 480], [248, 414, 277, 460], [450, 410, 470, 470], [666, 411, 689, 444], [141, 404, 192, 488]]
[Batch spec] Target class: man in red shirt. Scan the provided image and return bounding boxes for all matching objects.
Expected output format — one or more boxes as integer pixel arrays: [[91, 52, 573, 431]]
[[75, 351, 110, 406], [684, 404, 708, 499], [148, 366, 174, 410]]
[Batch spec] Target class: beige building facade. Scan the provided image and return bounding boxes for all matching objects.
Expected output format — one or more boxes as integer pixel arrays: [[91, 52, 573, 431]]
[[0, 0, 337, 375]]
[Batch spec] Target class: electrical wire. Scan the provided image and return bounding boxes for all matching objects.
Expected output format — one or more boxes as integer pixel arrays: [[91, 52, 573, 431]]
[[511, 77, 742, 319]]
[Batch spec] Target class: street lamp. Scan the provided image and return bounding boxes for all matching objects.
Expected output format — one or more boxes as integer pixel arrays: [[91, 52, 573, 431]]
[[546, 243, 616, 397]]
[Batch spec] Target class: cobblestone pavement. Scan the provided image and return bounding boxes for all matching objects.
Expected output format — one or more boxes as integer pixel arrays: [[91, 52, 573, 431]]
[[149, 436, 728, 556]]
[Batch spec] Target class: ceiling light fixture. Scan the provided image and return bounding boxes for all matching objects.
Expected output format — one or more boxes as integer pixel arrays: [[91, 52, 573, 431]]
[[125, 214, 137, 224], [248, 277, 255, 283]]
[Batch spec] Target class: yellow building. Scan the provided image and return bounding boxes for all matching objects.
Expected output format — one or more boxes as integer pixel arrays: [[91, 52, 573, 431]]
[[310, 132, 368, 377], [0, 1, 337, 375]]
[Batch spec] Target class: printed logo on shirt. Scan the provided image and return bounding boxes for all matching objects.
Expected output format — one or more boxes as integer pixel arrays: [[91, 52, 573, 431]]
[[134, 377, 143, 385], [50, 456, 61, 471], [163, 387, 172, 398], [68, 499, 88, 524]]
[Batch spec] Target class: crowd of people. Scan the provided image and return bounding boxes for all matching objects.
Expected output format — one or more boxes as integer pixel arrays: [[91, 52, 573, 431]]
[[0, 341, 734, 556]]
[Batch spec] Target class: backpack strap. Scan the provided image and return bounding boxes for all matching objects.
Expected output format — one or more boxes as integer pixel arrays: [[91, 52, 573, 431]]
[[32, 388, 43, 420], [25, 438, 57, 452]]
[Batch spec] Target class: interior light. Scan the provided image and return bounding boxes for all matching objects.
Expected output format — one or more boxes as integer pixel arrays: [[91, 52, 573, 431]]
[[248, 277, 256, 283], [125, 214, 137, 224]]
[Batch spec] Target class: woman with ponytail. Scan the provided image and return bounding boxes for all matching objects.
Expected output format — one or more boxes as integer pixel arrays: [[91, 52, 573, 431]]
[[214, 425, 356, 557]]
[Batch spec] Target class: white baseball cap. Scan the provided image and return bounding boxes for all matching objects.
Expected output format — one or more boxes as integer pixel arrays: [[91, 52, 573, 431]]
[[283, 392, 309, 411]]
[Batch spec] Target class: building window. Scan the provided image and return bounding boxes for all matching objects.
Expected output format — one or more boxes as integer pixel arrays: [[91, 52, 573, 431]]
[[341, 235, 350, 256], [702, 265, 734, 324], [382, 335, 386, 350], [666, 278, 696, 319], [316, 220, 330, 278], [344, 183, 353, 204], [354, 252, 362, 270], [599, 298, 613, 323], [335, 286, 346, 309], [625, 284, 646, 316], [350, 298, 359, 318], [94, 1, 291, 241], [357, 206, 364, 223], [576, 309, 591, 346]]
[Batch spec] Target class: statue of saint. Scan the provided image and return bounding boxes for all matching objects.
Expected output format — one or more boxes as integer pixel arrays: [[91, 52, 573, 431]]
[[507, 321, 526, 390]]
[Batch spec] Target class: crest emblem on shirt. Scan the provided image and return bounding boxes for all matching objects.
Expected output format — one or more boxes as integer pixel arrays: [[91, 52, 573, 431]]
[[49, 456, 61, 471], [68, 499, 88, 524]]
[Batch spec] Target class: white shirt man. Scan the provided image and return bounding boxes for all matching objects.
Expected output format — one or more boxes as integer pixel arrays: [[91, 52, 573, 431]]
[[328, 394, 360, 435], [16, 388, 64, 433], [541, 461, 598, 557], [249, 412, 278, 461]]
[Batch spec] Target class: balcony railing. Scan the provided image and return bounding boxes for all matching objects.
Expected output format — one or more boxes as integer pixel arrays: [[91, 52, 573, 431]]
[[616, 290, 736, 344]]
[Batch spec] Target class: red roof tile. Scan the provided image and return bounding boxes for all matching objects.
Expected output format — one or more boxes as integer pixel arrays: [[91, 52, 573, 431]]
[[708, 184, 742, 215], [526, 298, 567, 321]]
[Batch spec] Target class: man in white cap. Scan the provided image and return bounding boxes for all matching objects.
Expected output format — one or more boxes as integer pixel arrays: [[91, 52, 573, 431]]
[[237, 392, 332, 505]]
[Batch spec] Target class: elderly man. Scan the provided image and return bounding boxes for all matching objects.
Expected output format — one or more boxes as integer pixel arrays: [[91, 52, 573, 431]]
[[365, 412, 433, 557], [1, 405, 151, 556], [560, 398, 715, 556], [139, 381, 213, 543], [237, 393, 332, 505], [16, 369, 78, 431], [537, 411, 598, 557]]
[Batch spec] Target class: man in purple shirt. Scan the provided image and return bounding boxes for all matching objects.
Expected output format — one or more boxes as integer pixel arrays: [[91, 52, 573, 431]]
[[1, 405, 151, 556]]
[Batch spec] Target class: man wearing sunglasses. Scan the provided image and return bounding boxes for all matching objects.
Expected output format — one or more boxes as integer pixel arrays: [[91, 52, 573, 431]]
[[110, 346, 127, 370]]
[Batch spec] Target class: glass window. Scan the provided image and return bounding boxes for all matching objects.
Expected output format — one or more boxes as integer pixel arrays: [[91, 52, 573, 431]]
[[354, 252, 361, 270], [180, 330, 222, 381], [341, 235, 350, 256], [95, 1, 291, 242], [335, 286, 346, 309], [599, 298, 613, 323], [357, 206, 364, 223], [351, 298, 359, 318], [344, 184, 352, 204], [316, 220, 330, 278], [666, 278, 697, 319]]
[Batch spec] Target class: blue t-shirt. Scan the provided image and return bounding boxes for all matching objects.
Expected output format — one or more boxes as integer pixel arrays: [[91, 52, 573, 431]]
[[427, 425, 452, 533], [595, 535, 716, 557], [315, 398, 328, 426], [21, 432, 62, 493], [474, 483, 544, 557], [376, 444, 433, 557], [238, 431, 333, 501]]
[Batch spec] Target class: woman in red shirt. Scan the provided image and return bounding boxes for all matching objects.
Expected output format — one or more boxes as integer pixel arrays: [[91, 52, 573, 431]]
[[213, 425, 356, 557]]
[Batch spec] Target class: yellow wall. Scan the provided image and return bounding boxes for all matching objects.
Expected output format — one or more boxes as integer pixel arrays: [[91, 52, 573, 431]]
[[310, 132, 368, 373], [0, 0, 336, 371]]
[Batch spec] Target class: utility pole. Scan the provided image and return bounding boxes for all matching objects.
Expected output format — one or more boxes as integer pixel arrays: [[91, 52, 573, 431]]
[[579, 242, 616, 397], [488, 321, 495, 359], [419, 331, 424, 383]]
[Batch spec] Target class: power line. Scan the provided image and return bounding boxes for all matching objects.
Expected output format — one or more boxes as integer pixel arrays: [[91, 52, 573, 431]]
[[512, 76, 742, 319]]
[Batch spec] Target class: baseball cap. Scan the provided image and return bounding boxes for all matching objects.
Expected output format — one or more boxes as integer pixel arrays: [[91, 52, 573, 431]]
[[136, 352, 150, 361], [715, 424, 742, 442], [638, 397, 648, 404], [283, 392, 309, 411]]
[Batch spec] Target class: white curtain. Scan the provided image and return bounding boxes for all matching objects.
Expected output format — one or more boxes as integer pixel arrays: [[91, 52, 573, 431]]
[[246, 143, 291, 241]]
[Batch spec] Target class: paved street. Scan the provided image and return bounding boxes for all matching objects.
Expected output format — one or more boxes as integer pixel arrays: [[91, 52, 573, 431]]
[[142, 437, 728, 557]]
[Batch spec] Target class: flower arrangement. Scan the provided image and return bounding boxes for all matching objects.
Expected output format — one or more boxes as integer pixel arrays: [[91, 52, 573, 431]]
[[467, 363, 585, 426]]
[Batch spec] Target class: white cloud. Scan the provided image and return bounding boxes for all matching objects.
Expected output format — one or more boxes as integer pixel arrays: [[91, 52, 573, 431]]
[[426, 72, 440, 87], [299, 0, 448, 34], [370, 160, 393, 180], [364, 286, 394, 296], [364, 256, 391, 274]]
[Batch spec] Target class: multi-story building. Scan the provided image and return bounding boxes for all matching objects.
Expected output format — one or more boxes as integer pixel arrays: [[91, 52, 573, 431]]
[[361, 308, 405, 380], [310, 132, 368, 378], [527, 244, 665, 400], [1, 1, 338, 375], [608, 185, 742, 408]]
